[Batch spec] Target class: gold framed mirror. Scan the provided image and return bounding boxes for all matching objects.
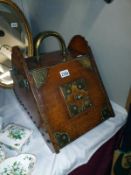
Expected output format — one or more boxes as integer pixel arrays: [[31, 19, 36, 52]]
[[0, 0, 33, 88]]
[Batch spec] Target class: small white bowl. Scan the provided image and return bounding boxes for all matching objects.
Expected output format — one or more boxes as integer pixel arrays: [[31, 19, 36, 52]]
[[0, 123, 33, 152], [0, 153, 36, 175]]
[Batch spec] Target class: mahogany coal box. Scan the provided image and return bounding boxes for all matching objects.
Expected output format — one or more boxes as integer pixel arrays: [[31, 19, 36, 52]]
[[11, 32, 114, 152]]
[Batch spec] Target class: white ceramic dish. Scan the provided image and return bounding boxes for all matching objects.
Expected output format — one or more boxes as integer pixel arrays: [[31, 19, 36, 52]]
[[0, 124, 33, 151], [0, 144, 5, 163], [0, 153, 36, 175]]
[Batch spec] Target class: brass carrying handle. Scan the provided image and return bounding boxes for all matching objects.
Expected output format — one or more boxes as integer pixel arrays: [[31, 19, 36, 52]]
[[35, 31, 67, 62]]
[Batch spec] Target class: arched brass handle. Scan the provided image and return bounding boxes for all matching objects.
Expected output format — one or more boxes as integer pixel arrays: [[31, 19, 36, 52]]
[[34, 31, 67, 62]]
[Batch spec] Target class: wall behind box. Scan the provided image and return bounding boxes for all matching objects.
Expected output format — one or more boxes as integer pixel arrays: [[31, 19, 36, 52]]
[[13, 0, 131, 107]]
